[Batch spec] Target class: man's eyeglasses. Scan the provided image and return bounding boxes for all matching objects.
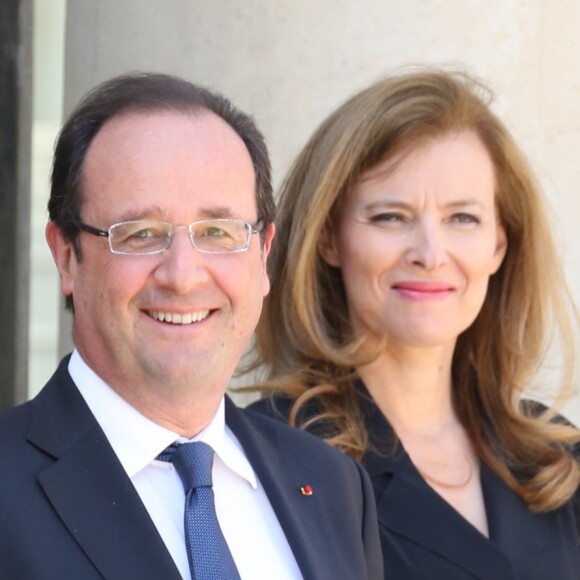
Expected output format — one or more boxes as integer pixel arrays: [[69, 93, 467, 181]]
[[75, 218, 264, 255]]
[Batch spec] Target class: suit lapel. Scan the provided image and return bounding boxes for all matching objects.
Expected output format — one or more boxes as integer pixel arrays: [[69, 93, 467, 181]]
[[27, 359, 181, 580], [226, 398, 342, 580]]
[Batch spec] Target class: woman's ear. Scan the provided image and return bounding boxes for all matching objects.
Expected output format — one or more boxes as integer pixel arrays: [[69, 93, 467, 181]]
[[490, 222, 508, 274], [317, 225, 341, 267]]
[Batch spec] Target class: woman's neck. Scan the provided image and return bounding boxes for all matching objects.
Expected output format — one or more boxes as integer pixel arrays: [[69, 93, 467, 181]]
[[358, 342, 458, 434]]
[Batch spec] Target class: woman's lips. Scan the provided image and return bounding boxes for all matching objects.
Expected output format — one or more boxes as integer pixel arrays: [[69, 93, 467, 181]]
[[392, 281, 455, 301]]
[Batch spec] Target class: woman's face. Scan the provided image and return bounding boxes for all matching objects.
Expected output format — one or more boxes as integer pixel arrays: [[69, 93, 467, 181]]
[[320, 130, 507, 350]]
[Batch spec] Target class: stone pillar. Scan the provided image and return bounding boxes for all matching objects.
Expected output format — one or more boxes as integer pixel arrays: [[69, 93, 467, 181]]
[[0, 0, 33, 411]]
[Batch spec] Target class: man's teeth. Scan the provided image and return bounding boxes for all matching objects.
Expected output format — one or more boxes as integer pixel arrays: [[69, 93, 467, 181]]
[[150, 310, 210, 324]]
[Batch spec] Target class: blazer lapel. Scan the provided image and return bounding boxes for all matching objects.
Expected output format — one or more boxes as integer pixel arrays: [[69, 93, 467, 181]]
[[360, 393, 518, 579], [226, 398, 346, 580], [372, 453, 518, 579], [482, 466, 556, 579], [27, 359, 181, 580]]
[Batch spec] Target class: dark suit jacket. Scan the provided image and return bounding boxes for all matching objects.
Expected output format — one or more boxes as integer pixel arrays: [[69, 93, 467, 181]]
[[0, 357, 383, 580], [250, 388, 580, 580]]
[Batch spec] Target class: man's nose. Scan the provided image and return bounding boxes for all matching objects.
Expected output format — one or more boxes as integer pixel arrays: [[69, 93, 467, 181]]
[[152, 228, 210, 293]]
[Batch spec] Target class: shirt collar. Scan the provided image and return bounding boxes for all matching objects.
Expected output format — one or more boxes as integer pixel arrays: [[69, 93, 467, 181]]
[[68, 349, 256, 488]]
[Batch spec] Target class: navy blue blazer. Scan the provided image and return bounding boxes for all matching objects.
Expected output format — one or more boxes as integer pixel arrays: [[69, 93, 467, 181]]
[[250, 389, 580, 580], [0, 357, 383, 580]]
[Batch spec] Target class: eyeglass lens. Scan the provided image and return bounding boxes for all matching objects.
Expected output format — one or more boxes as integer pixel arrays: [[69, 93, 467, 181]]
[[108, 219, 252, 254]]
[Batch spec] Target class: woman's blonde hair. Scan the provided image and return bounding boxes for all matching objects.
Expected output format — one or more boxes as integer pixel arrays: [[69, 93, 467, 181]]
[[250, 68, 580, 512]]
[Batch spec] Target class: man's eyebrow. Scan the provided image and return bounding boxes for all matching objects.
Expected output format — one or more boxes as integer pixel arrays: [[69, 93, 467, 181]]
[[113, 206, 236, 222], [114, 206, 165, 222], [196, 207, 236, 219]]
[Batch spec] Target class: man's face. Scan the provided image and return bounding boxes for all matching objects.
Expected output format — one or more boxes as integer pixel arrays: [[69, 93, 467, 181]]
[[48, 110, 273, 408]]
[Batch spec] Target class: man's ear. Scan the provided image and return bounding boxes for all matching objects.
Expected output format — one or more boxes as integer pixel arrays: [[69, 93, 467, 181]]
[[317, 225, 341, 267], [260, 223, 275, 296], [46, 221, 77, 299]]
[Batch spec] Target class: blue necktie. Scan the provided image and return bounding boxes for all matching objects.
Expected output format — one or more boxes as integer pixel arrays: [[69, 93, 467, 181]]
[[158, 442, 241, 580]]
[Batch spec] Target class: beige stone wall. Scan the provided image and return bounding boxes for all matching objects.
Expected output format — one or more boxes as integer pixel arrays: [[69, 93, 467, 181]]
[[33, 0, 580, 420]]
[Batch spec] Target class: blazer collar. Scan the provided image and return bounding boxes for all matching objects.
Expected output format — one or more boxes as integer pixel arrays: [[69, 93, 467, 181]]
[[356, 381, 523, 579], [27, 357, 182, 580]]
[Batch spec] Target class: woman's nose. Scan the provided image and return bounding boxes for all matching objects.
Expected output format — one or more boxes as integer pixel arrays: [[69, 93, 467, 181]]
[[405, 220, 448, 270]]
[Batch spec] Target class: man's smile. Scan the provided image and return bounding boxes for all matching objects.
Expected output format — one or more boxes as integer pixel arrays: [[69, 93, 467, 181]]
[[148, 309, 211, 324]]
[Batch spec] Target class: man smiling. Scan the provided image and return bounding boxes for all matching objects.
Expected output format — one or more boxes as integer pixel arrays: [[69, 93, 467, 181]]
[[0, 73, 382, 580]]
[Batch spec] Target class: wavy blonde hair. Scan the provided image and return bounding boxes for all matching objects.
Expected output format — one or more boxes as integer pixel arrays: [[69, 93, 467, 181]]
[[248, 68, 580, 511]]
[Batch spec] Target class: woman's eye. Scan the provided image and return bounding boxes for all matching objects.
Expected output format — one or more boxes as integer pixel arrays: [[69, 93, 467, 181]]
[[368, 212, 407, 225], [450, 213, 481, 225]]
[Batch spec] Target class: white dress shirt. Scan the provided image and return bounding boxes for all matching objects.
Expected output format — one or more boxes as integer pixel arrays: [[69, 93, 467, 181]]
[[69, 350, 302, 580]]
